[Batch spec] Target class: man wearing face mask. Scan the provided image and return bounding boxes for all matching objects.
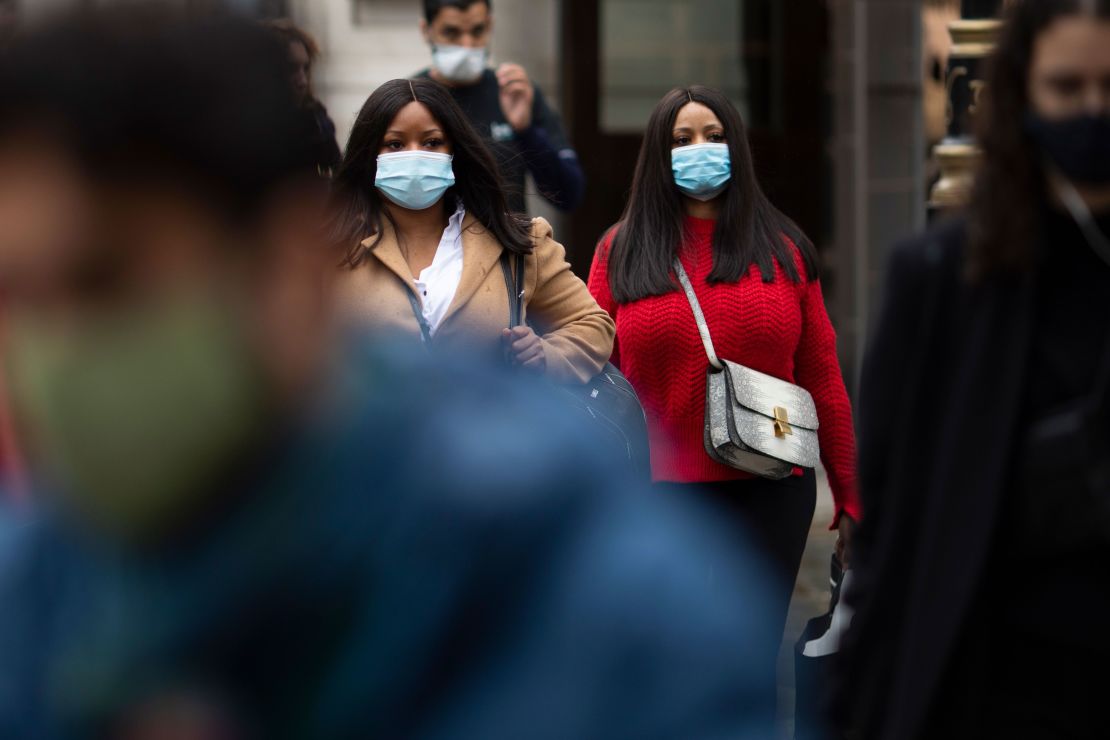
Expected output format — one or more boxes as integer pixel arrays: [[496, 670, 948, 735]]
[[416, 0, 584, 213]]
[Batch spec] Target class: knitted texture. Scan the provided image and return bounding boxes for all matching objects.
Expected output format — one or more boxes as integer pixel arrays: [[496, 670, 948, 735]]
[[588, 215, 861, 526]]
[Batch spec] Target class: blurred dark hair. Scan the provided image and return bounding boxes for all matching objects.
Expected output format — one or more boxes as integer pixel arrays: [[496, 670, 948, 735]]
[[423, 0, 490, 24], [607, 85, 816, 304], [263, 18, 320, 61], [331, 78, 531, 267], [0, 5, 318, 226], [968, 0, 1110, 278]]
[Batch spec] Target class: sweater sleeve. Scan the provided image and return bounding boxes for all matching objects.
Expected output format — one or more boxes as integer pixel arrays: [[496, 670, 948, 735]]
[[794, 276, 861, 528], [526, 218, 616, 384], [586, 230, 620, 370]]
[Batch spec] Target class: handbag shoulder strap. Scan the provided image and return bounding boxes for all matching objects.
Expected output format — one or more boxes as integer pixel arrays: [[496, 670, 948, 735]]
[[673, 259, 724, 371], [499, 249, 525, 327]]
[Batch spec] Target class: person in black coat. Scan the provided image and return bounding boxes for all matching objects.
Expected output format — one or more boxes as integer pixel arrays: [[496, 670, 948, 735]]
[[834, 1, 1110, 738]]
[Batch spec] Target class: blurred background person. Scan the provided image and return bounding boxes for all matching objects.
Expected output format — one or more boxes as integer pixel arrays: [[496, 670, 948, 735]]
[[587, 85, 861, 697], [0, 8, 783, 738], [330, 78, 612, 383], [264, 17, 342, 177], [416, 0, 584, 213], [838, 1, 1110, 737]]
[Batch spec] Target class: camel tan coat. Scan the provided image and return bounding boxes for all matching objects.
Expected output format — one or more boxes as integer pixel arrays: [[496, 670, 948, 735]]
[[335, 215, 615, 384]]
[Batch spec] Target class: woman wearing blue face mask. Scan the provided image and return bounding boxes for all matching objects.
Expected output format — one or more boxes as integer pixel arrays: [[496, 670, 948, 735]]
[[587, 86, 860, 695], [331, 79, 613, 383]]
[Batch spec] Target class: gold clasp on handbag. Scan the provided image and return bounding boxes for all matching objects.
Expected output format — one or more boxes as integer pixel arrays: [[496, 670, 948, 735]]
[[773, 406, 793, 438]]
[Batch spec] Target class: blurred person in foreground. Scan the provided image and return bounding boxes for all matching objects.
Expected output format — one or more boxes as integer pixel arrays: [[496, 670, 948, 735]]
[[0, 8, 782, 739], [0, 0, 15, 45], [836, 1, 1110, 737], [264, 17, 342, 177], [415, 0, 584, 213]]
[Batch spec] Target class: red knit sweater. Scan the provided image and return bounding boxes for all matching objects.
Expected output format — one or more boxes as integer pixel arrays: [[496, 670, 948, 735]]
[[588, 216, 860, 526]]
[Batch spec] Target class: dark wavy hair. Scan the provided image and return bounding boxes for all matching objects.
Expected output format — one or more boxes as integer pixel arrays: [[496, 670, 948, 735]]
[[331, 78, 530, 267], [423, 0, 490, 24], [606, 85, 817, 304], [968, 0, 1110, 278], [263, 18, 319, 60]]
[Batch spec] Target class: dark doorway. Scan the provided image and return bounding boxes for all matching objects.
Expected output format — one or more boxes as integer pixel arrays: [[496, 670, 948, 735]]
[[560, 0, 829, 276]]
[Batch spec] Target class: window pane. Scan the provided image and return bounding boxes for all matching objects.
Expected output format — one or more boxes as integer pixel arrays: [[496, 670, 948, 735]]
[[601, 0, 775, 133]]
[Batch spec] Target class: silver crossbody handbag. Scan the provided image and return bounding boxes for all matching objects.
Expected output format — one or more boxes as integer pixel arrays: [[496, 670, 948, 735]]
[[674, 260, 821, 479]]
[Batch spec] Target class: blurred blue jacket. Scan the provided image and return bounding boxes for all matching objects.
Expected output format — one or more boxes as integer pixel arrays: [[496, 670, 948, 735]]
[[0, 338, 778, 739]]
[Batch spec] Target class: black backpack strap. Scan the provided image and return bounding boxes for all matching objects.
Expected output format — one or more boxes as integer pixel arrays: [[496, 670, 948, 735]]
[[515, 252, 525, 326]]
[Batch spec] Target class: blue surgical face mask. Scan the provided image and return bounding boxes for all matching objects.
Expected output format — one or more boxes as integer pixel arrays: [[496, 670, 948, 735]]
[[375, 151, 456, 211], [672, 143, 732, 201]]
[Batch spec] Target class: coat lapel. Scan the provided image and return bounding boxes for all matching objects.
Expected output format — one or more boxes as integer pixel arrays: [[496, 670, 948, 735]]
[[361, 221, 417, 299], [439, 214, 505, 327], [363, 219, 418, 297], [889, 267, 1035, 739]]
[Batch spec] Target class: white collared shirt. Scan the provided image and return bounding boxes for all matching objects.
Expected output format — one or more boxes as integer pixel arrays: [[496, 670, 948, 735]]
[[413, 202, 466, 336]]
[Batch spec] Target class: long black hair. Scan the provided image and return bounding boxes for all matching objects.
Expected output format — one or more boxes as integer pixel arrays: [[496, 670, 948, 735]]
[[331, 78, 531, 267], [968, 0, 1110, 279], [607, 85, 817, 304]]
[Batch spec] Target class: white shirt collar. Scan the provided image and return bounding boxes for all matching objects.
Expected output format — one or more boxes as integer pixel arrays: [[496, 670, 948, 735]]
[[413, 201, 467, 336]]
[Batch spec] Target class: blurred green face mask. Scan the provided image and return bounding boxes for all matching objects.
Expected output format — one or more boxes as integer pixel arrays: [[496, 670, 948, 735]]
[[6, 292, 269, 542]]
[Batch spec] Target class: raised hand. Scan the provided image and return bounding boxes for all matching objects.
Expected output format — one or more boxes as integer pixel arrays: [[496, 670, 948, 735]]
[[496, 63, 535, 133]]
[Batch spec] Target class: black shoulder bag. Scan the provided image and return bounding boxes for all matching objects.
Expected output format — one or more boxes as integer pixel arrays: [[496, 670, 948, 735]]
[[500, 251, 651, 481]]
